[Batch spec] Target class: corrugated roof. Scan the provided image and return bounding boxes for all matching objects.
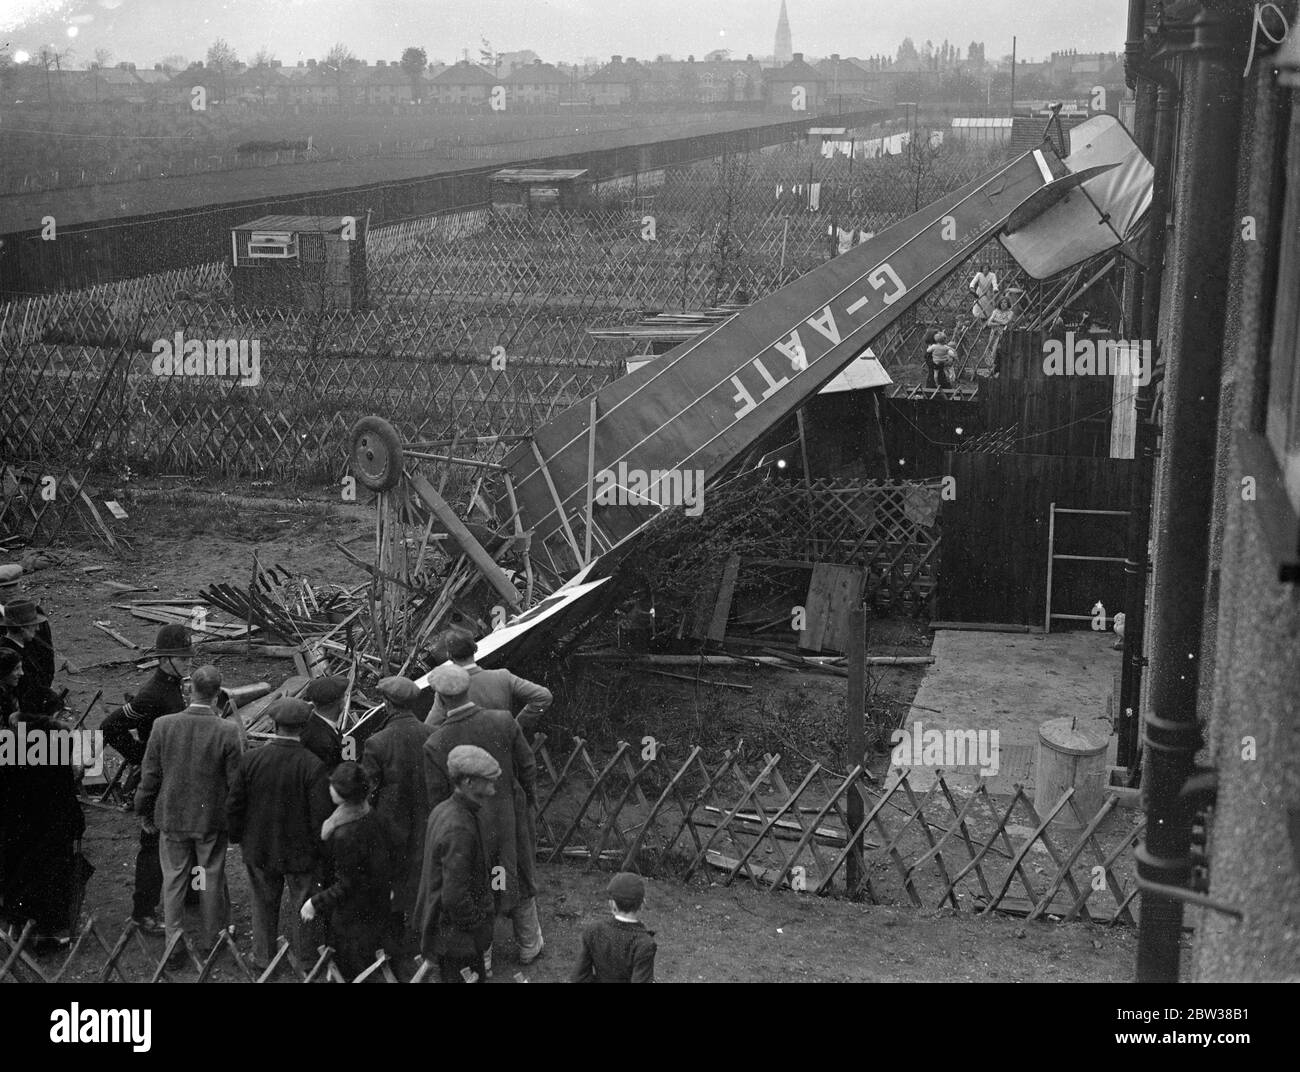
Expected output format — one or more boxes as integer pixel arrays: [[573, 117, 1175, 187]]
[[491, 168, 589, 183], [951, 117, 1014, 127], [234, 215, 352, 233]]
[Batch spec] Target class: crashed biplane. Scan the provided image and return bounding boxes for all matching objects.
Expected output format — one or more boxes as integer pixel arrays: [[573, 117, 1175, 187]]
[[344, 113, 1154, 683]]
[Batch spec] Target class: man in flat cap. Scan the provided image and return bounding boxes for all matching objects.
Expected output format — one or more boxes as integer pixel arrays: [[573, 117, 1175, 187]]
[[423, 628, 552, 734], [415, 743, 499, 983], [423, 662, 542, 968], [299, 676, 347, 771], [361, 675, 434, 951], [102, 623, 192, 935], [227, 697, 333, 969], [572, 872, 657, 982]]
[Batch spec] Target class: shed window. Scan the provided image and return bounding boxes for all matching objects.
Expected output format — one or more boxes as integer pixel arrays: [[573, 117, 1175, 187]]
[[248, 231, 299, 259]]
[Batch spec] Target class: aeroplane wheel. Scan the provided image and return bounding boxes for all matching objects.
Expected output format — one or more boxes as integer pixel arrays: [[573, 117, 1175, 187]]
[[349, 416, 404, 492]]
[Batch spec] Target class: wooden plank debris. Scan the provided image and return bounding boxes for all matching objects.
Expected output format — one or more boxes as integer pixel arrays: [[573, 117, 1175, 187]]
[[93, 622, 139, 650], [707, 555, 741, 642], [800, 563, 866, 653]]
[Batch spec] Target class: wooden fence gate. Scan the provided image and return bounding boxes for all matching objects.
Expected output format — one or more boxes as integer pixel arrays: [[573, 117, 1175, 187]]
[[938, 453, 1133, 627]]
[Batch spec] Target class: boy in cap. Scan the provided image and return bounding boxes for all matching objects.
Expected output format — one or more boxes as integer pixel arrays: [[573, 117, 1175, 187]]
[[299, 675, 347, 770], [423, 662, 542, 967], [101, 623, 191, 935], [361, 675, 433, 950], [572, 872, 657, 983], [227, 697, 333, 969], [414, 743, 499, 983]]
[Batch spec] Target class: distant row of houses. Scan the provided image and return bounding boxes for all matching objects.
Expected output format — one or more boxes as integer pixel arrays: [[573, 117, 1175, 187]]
[[1, 52, 876, 111], [1, 49, 1125, 112]]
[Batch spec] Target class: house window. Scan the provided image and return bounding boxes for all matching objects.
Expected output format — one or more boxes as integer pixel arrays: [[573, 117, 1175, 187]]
[[1266, 100, 1300, 514]]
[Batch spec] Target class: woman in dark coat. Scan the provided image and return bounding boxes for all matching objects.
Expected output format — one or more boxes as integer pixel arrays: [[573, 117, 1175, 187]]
[[301, 762, 394, 980], [0, 651, 85, 945]]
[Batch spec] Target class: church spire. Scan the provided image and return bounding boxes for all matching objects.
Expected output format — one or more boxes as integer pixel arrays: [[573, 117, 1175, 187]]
[[774, 1, 793, 65]]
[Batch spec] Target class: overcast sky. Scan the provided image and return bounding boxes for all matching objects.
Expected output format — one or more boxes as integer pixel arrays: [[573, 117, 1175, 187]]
[[0, 0, 1130, 66]]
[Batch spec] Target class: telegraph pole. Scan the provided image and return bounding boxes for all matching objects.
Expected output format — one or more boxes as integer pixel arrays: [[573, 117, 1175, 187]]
[[1010, 36, 1017, 114], [845, 606, 868, 896]]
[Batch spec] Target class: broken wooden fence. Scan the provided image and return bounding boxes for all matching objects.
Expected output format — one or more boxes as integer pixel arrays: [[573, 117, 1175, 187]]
[[0, 460, 122, 549], [689, 480, 943, 631]]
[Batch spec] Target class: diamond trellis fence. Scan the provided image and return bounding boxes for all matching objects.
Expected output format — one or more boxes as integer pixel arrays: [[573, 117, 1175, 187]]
[[0, 460, 123, 549], [0, 731, 1140, 984], [1, 141, 1037, 486], [529, 735, 1143, 922], [684, 478, 942, 618], [769, 479, 942, 615]]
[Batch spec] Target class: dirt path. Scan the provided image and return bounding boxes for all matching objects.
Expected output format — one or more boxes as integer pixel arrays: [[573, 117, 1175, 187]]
[[54, 802, 1137, 983]]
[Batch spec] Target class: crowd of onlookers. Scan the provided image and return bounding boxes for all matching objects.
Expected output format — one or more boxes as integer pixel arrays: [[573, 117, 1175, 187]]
[[1, 562, 656, 982]]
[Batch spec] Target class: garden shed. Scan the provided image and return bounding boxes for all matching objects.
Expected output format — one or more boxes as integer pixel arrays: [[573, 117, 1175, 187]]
[[489, 168, 590, 212], [231, 214, 368, 311]]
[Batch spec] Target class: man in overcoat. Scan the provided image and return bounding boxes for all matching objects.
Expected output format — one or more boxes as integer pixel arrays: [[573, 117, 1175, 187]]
[[423, 664, 542, 965], [227, 697, 332, 967], [361, 675, 433, 946], [414, 744, 499, 983]]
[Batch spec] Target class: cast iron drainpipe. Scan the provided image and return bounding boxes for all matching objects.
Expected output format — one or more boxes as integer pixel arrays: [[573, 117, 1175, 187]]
[[1132, 2, 1248, 984], [1118, 5, 1182, 775]]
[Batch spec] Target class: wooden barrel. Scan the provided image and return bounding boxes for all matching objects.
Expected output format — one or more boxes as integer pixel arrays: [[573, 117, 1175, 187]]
[[1035, 717, 1109, 828]]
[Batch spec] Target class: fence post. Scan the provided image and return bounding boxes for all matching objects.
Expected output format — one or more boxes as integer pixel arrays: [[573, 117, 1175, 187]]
[[845, 605, 868, 895]]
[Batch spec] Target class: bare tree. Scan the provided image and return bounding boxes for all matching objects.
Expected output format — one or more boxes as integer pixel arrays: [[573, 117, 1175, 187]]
[[400, 46, 427, 102], [35, 47, 58, 109], [160, 53, 188, 72], [206, 37, 238, 101], [90, 47, 112, 70], [324, 42, 356, 106], [251, 46, 275, 68]]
